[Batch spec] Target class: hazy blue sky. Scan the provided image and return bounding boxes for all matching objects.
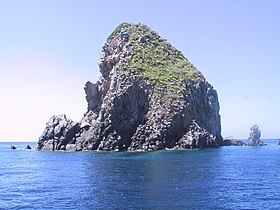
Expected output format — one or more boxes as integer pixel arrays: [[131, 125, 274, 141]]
[[1, 0, 279, 141]]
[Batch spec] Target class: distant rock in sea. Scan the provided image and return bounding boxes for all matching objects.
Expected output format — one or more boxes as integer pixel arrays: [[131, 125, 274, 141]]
[[25, 145, 32, 150], [37, 23, 222, 151], [222, 136, 246, 146], [247, 124, 265, 146]]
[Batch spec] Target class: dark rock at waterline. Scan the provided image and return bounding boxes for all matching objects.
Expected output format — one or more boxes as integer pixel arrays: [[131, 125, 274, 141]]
[[37, 23, 222, 151], [26, 145, 32, 150], [174, 120, 220, 149], [222, 136, 246, 146], [247, 124, 265, 146]]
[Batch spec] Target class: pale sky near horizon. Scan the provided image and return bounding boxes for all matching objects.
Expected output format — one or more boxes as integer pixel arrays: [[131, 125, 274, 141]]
[[0, 0, 280, 141]]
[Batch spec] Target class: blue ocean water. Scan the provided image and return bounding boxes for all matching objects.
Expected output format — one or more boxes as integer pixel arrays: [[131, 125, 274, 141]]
[[0, 140, 280, 209]]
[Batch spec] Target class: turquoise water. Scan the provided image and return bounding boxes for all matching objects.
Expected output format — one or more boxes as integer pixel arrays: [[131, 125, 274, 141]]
[[1, 140, 280, 209]]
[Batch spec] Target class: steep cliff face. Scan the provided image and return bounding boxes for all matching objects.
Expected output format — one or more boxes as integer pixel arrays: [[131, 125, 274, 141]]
[[37, 23, 222, 151]]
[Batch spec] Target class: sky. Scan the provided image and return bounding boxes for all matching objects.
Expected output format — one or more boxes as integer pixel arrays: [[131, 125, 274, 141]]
[[0, 0, 280, 141]]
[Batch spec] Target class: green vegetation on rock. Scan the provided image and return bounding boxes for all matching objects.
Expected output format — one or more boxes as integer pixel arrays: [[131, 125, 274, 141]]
[[107, 22, 130, 41], [108, 23, 204, 94]]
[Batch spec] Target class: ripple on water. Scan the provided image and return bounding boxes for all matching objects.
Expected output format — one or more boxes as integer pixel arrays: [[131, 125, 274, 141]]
[[1, 141, 280, 209]]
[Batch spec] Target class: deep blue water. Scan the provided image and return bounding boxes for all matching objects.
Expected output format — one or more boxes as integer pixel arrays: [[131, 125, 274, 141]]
[[1, 140, 280, 209]]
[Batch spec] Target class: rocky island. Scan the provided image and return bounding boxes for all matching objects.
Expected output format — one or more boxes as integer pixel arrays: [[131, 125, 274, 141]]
[[37, 23, 222, 151], [247, 124, 265, 146]]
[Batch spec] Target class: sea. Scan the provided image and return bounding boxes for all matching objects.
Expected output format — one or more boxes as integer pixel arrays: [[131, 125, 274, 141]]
[[1, 139, 280, 210]]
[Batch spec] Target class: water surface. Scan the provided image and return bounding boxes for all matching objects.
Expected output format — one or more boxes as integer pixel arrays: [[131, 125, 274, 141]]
[[1, 140, 280, 209]]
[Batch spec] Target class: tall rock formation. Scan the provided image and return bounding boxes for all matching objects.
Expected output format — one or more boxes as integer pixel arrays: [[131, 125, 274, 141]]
[[37, 23, 222, 151], [247, 124, 265, 146]]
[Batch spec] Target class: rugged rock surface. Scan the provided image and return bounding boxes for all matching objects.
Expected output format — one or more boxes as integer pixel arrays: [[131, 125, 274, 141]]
[[37, 23, 222, 151], [247, 124, 265, 146], [222, 136, 246, 146], [37, 114, 80, 151]]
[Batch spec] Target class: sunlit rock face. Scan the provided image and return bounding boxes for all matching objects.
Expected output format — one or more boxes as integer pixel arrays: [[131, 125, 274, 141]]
[[37, 114, 80, 151], [37, 23, 222, 151]]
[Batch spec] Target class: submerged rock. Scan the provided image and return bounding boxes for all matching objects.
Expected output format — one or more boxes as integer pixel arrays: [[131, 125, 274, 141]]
[[247, 124, 265, 146], [222, 136, 246, 146], [37, 23, 222, 151]]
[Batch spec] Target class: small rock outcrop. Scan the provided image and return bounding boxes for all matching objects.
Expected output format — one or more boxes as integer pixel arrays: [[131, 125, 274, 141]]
[[37, 23, 222, 151], [247, 124, 265, 146], [222, 136, 246, 146], [26, 145, 32, 150], [37, 114, 80, 151]]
